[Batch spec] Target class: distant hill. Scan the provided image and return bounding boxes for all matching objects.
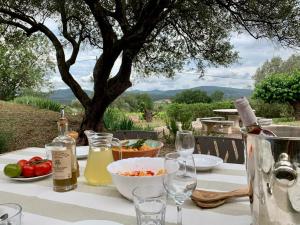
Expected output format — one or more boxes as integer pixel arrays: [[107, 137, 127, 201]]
[[129, 86, 252, 101], [48, 86, 252, 103], [48, 89, 93, 104]]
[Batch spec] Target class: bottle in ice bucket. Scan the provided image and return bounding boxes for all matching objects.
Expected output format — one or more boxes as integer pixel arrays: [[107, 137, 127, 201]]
[[84, 130, 121, 185], [234, 97, 276, 136], [51, 108, 78, 191]]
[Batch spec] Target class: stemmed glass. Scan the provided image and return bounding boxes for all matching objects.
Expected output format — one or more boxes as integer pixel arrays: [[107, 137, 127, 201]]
[[175, 130, 195, 155], [163, 152, 197, 225]]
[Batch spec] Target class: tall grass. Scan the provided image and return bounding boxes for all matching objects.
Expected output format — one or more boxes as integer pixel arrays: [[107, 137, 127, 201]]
[[104, 107, 145, 131], [13, 96, 61, 112]]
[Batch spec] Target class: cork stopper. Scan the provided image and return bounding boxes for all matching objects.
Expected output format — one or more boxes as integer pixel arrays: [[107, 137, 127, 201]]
[[58, 107, 68, 133], [234, 97, 257, 127]]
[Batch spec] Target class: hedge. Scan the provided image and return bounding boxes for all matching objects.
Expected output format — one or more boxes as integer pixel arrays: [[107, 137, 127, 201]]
[[166, 101, 234, 129]]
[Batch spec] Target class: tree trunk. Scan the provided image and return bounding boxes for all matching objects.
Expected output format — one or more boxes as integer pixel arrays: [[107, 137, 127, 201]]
[[144, 109, 153, 122], [77, 100, 109, 145], [292, 101, 300, 120]]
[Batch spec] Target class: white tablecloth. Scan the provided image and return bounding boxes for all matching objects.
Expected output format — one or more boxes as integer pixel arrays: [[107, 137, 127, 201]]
[[0, 147, 251, 225]]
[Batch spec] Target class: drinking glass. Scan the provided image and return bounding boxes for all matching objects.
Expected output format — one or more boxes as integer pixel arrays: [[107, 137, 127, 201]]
[[132, 185, 167, 225], [163, 152, 197, 225], [0, 203, 22, 225], [175, 130, 195, 155]]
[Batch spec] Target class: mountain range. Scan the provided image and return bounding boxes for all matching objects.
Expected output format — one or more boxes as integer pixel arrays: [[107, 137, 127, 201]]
[[48, 86, 252, 104]]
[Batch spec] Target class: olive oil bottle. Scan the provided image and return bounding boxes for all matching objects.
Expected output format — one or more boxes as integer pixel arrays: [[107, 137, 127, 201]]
[[52, 108, 78, 192]]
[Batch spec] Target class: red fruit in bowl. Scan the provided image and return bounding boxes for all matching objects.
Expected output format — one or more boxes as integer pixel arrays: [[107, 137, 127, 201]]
[[28, 156, 43, 163], [22, 164, 35, 177], [34, 162, 51, 176], [17, 159, 28, 170]]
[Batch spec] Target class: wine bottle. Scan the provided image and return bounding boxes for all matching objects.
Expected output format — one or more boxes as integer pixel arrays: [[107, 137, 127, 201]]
[[234, 97, 276, 136]]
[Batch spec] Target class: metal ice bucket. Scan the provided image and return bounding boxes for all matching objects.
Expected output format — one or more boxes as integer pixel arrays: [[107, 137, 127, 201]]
[[243, 125, 300, 225]]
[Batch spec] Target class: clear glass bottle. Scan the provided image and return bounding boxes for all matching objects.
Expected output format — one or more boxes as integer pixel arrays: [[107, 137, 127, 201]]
[[52, 108, 78, 191]]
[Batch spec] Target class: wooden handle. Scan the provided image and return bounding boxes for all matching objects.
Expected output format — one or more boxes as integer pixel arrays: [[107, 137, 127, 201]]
[[192, 199, 226, 209], [192, 187, 249, 203]]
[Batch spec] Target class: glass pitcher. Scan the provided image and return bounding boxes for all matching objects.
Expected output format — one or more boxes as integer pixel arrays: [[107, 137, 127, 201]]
[[84, 130, 121, 185]]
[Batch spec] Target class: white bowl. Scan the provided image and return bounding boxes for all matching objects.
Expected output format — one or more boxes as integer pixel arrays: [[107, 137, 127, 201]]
[[107, 157, 165, 200]]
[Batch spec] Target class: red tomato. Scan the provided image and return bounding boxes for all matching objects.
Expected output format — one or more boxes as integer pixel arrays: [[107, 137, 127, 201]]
[[44, 160, 52, 169], [22, 164, 35, 177], [28, 156, 43, 163], [35, 162, 51, 176], [17, 159, 28, 170]]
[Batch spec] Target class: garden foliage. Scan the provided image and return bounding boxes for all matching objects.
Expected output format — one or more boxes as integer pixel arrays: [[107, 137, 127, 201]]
[[250, 99, 293, 119], [103, 108, 135, 131], [13, 96, 61, 112], [253, 70, 300, 119], [166, 101, 234, 129]]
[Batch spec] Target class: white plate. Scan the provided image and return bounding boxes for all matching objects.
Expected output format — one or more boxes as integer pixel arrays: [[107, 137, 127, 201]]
[[10, 172, 52, 181], [76, 146, 89, 159], [73, 220, 123, 225], [193, 154, 223, 171]]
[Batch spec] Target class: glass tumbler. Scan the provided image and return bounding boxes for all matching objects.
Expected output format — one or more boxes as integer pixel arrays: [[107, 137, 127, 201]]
[[175, 130, 195, 155], [0, 203, 22, 225], [132, 185, 167, 225]]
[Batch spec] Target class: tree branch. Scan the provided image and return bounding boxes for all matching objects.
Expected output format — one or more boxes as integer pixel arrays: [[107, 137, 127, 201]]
[[106, 49, 134, 101], [57, 0, 83, 69], [114, 0, 130, 33], [124, 0, 173, 46], [0, 7, 91, 108], [215, 0, 278, 39], [0, 17, 37, 35], [83, 0, 117, 50]]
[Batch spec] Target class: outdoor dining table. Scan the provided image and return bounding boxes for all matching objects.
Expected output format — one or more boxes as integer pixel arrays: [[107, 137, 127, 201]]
[[0, 147, 251, 225], [213, 109, 241, 129]]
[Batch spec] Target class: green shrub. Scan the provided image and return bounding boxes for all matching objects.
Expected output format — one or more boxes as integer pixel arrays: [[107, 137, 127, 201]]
[[173, 89, 211, 104], [103, 108, 126, 131], [118, 118, 134, 130], [104, 107, 144, 131], [112, 93, 154, 112], [154, 111, 167, 121], [13, 96, 61, 112], [0, 132, 11, 153], [166, 101, 234, 129], [273, 117, 295, 123], [166, 118, 178, 137], [250, 99, 293, 118]]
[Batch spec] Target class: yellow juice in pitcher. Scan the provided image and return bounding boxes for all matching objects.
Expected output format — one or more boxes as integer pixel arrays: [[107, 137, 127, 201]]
[[84, 146, 114, 185]]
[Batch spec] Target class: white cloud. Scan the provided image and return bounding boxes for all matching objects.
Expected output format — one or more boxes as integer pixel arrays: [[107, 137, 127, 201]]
[[49, 32, 299, 91]]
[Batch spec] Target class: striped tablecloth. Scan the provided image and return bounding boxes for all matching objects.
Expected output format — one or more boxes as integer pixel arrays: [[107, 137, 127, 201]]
[[0, 147, 251, 225]]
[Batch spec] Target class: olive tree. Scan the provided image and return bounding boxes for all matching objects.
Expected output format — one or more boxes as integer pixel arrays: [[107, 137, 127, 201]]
[[1, 1, 300, 141], [0, 28, 54, 100], [253, 54, 300, 84], [253, 71, 300, 120]]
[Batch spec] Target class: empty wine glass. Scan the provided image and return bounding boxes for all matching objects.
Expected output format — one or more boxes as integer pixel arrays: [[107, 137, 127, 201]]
[[175, 130, 195, 155], [163, 152, 197, 225]]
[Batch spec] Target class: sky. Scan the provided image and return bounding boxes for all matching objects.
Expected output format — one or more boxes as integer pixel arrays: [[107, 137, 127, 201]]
[[48, 24, 299, 91]]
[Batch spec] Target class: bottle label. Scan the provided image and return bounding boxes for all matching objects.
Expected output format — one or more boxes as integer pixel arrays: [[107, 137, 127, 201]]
[[52, 149, 72, 180]]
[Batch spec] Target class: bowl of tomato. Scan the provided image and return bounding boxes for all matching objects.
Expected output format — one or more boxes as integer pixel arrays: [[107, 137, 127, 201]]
[[107, 157, 165, 200], [4, 156, 52, 181]]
